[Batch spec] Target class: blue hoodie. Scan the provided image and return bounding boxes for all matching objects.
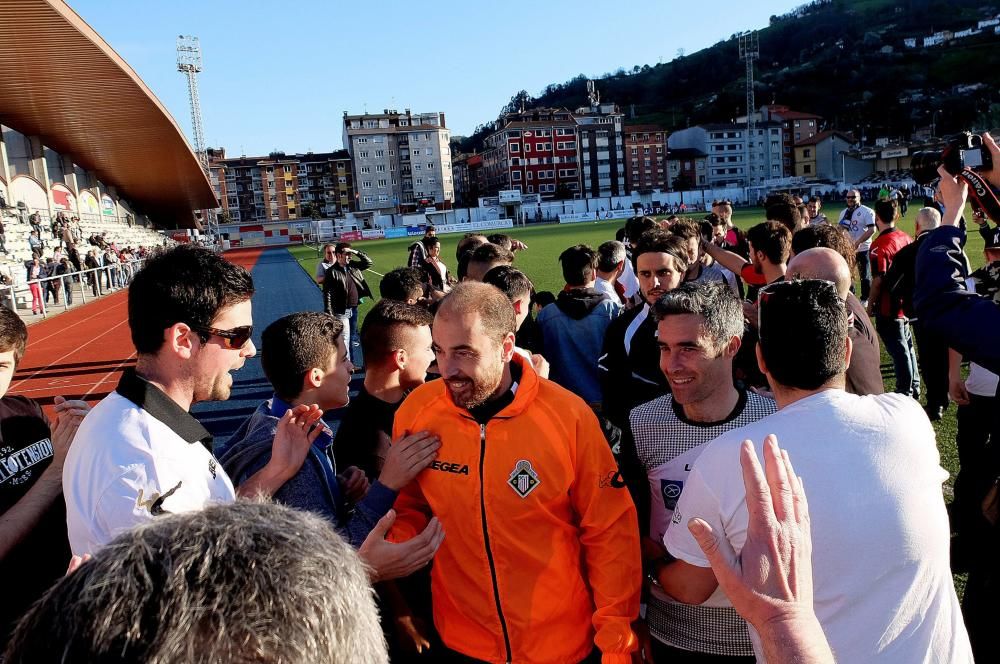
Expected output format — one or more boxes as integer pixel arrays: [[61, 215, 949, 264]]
[[217, 397, 397, 548]]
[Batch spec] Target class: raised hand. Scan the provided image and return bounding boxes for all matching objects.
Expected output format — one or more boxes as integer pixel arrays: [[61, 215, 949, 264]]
[[378, 431, 440, 491]]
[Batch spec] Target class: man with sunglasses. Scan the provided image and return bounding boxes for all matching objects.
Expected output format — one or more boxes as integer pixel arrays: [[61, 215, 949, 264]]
[[323, 242, 373, 368], [664, 279, 972, 662], [64, 245, 322, 555], [314, 243, 337, 285]]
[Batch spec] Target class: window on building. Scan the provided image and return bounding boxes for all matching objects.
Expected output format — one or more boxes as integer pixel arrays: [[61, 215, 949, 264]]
[[524, 144, 531, 153], [375, 165, 386, 172], [416, 178, 423, 185], [803, 164, 812, 174], [359, 151, 369, 158], [362, 180, 372, 189], [510, 143, 520, 152], [377, 179, 387, 187], [356, 137, 368, 144], [375, 150, 384, 157], [803, 148, 812, 158], [512, 171, 522, 181], [360, 166, 371, 173]]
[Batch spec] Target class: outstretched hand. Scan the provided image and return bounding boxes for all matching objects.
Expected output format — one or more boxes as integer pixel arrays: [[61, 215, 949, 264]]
[[270, 404, 325, 480], [359, 510, 445, 582]]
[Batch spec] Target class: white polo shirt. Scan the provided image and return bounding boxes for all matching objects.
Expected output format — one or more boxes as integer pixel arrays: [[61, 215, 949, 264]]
[[64, 369, 235, 555]]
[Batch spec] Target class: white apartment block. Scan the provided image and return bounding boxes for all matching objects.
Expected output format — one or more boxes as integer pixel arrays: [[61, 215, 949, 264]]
[[342, 109, 454, 212]]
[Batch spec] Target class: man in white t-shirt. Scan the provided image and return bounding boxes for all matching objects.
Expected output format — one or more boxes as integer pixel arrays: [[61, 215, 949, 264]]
[[618, 281, 775, 661], [664, 279, 973, 663], [64, 246, 322, 555], [837, 189, 877, 304]]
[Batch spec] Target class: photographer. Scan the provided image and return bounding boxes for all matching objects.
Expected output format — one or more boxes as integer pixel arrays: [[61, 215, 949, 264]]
[[914, 132, 1000, 374]]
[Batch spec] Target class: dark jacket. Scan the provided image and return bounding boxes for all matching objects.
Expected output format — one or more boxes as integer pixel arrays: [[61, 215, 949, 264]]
[[844, 293, 884, 396], [884, 231, 929, 319], [322, 251, 373, 315], [598, 303, 668, 429], [914, 225, 1000, 374], [421, 258, 450, 292], [218, 399, 396, 548]]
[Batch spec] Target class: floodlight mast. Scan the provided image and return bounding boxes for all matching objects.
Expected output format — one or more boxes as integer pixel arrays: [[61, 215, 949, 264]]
[[739, 31, 759, 187], [176, 35, 216, 238]]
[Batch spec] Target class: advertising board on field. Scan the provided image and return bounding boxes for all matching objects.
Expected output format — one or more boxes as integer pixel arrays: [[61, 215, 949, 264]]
[[384, 227, 409, 239], [362, 229, 385, 239], [432, 219, 513, 234], [339, 230, 363, 241]]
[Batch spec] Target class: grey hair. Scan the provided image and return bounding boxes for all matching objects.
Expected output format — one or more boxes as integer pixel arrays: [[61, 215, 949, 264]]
[[597, 240, 627, 272], [915, 207, 941, 232], [652, 281, 744, 350], [4, 501, 388, 664]]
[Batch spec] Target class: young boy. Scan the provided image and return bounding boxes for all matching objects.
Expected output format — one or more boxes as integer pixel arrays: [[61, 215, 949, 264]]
[[333, 300, 436, 482], [482, 265, 548, 377], [0, 307, 90, 644], [218, 312, 441, 567]]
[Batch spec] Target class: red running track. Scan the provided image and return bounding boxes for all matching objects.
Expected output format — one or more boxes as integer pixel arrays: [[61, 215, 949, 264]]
[[12, 248, 264, 420]]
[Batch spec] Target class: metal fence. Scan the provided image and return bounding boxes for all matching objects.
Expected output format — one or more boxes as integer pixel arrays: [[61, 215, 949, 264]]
[[5, 258, 145, 318]]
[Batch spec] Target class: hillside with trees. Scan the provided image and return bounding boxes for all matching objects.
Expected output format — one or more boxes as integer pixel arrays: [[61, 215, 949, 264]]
[[456, 0, 1000, 152]]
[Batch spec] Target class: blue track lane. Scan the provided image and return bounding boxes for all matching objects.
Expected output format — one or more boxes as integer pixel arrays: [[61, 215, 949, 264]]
[[192, 247, 353, 446]]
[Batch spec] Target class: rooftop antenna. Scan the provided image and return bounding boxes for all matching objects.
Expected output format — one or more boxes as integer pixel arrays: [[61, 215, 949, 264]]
[[176, 35, 216, 234], [587, 80, 600, 108], [738, 31, 760, 186]]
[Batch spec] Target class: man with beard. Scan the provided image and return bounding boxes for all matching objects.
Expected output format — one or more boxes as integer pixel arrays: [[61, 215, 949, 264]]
[[599, 231, 689, 429], [619, 281, 776, 662], [64, 246, 321, 555], [389, 282, 642, 663], [837, 189, 877, 305]]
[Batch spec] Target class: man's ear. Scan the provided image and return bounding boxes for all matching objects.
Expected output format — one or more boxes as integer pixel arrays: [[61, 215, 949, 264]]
[[843, 333, 853, 372], [168, 323, 197, 360], [501, 332, 516, 363], [392, 348, 407, 372], [303, 366, 324, 391], [724, 334, 742, 359], [512, 299, 524, 316]]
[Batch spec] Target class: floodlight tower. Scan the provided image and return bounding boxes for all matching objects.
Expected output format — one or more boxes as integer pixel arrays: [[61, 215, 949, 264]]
[[738, 31, 759, 187], [176, 35, 216, 235]]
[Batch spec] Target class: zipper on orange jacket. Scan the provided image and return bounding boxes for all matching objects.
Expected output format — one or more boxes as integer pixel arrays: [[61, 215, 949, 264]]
[[478, 422, 512, 663]]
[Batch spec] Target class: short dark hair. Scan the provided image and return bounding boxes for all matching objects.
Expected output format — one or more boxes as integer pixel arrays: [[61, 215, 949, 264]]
[[380, 267, 425, 302], [421, 235, 440, 251], [261, 312, 343, 401], [758, 280, 847, 390], [469, 243, 514, 269], [335, 242, 352, 253], [625, 216, 657, 245], [669, 219, 701, 242], [791, 224, 856, 271], [808, 194, 822, 203], [874, 199, 898, 224], [652, 281, 744, 350], [0, 306, 28, 366], [128, 245, 254, 354], [425, 225, 436, 234], [746, 221, 791, 265], [486, 233, 513, 251], [361, 299, 434, 363], [597, 240, 627, 272], [4, 502, 386, 663], [533, 291, 556, 308], [558, 244, 598, 286], [456, 233, 488, 260], [482, 265, 533, 301], [704, 213, 725, 228], [437, 282, 515, 344], [765, 194, 802, 232], [633, 230, 690, 270]]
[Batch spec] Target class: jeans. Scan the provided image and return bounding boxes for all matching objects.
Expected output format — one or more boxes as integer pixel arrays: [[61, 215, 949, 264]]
[[875, 316, 920, 397], [856, 250, 872, 302], [348, 305, 363, 368], [63, 277, 74, 306], [336, 311, 354, 368]]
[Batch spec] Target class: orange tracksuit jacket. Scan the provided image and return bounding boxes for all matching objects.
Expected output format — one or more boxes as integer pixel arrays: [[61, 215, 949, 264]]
[[390, 354, 642, 664]]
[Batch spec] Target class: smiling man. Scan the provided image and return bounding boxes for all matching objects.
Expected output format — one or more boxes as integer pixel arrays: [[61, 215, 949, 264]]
[[599, 231, 689, 429], [617, 281, 775, 662], [64, 246, 320, 555], [390, 282, 641, 663]]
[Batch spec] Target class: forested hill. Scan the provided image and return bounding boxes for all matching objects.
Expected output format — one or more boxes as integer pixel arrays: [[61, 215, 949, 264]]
[[456, 0, 1000, 152]]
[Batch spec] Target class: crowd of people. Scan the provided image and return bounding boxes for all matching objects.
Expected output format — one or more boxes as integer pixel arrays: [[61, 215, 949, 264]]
[[0, 137, 999, 663]]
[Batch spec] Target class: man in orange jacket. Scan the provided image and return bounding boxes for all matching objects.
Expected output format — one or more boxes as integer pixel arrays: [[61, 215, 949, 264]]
[[389, 281, 641, 664]]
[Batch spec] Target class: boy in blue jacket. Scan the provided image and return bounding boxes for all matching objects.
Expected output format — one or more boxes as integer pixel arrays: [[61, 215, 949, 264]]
[[219, 312, 443, 580]]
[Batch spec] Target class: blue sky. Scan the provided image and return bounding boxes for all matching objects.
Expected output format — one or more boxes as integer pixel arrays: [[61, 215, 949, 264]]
[[69, 0, 804, 156]]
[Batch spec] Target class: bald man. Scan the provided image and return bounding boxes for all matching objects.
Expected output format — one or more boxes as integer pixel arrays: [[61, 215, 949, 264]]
[[788, 248, 884, 395]]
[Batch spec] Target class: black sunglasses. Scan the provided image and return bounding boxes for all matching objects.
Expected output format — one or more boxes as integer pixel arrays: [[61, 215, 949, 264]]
[[191, 324, 254, 349]]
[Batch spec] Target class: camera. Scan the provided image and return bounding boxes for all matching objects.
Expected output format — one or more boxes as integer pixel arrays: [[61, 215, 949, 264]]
[[910, 132, 994, 185]]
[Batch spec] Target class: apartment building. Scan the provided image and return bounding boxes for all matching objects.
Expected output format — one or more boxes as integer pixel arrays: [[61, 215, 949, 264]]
[[207, 148, 356, 223], [574, 102, 626, 198], [482, 107, 581, 199], [623, 124, 668, 192], [342, 109, 454, 212]]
